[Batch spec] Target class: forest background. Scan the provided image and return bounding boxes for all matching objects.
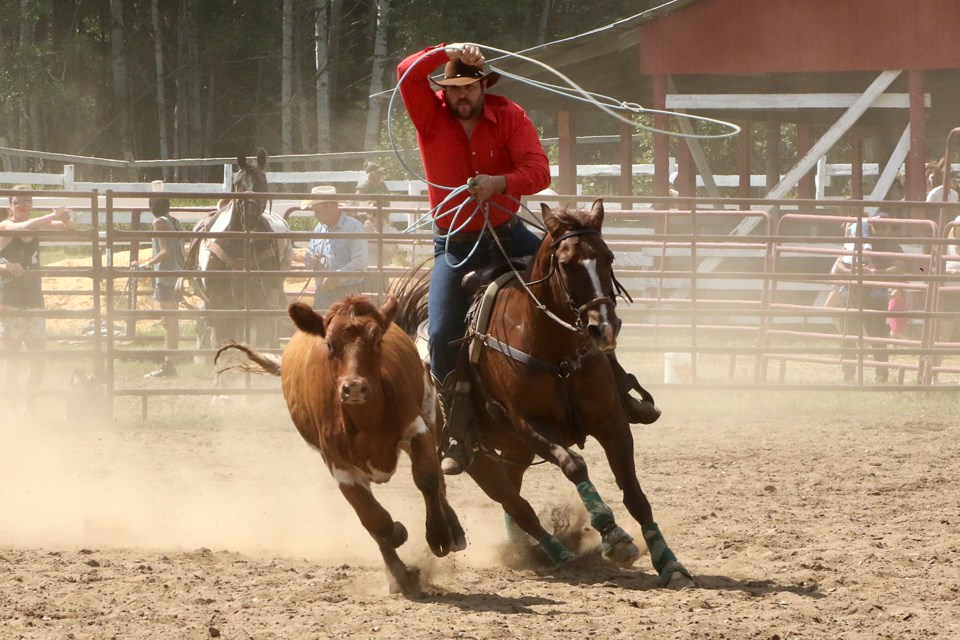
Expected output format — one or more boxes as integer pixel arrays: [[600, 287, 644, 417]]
[[0, 1, 685, 177]]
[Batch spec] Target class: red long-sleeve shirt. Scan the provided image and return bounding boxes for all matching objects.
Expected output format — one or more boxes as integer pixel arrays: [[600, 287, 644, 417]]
[[398, 45, 551, 232]]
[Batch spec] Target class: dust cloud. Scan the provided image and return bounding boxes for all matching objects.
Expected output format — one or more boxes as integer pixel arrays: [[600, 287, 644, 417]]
[[0, 395, 512, 570]]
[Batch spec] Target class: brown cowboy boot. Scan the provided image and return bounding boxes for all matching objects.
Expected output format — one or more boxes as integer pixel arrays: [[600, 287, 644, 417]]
[[435, 372, 477, 475], [607, 354, 661, 425]]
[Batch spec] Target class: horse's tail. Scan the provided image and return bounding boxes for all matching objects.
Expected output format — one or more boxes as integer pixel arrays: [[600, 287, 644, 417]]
[[214, 341, 282, 378], [389, 258, 433, 335]]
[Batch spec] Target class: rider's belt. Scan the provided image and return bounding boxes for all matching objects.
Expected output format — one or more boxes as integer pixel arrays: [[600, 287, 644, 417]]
[[437, 215, 520, 244]]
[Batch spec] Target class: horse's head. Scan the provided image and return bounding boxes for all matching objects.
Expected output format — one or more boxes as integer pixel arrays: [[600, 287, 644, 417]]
[[288, 296, 398, 405], [540, 199, 621, 351], [233, 148, 269, 230]]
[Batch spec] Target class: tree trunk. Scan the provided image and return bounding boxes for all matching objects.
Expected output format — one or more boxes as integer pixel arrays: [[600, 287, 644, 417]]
[[315, 0, 331, 167], [151, 0, 170, 179], [110, 0, 133, 162], [19, 0, 41, 152], [537, 0, 553, 44], [186, 0, 202, 161], [363, 0, 391, 151], [281, 0, 294, 160]]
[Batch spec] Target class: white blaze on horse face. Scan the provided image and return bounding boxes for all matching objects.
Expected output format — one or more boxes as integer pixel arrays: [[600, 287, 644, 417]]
[[583, 258, 613, 324]]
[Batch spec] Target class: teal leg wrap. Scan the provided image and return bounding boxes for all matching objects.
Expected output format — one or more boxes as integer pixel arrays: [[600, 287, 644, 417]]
[[537, 533, 576, 567], [504, 512, 530, 544], [642, 522, 690, 586], [576, 480, 615, 532]]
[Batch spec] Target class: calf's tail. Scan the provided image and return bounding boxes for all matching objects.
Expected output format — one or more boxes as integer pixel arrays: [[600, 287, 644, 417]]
[[214, 341, 282, 378]]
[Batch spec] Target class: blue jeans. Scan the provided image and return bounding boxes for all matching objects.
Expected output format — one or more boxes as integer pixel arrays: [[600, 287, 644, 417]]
[[428, 222, 542, 383]]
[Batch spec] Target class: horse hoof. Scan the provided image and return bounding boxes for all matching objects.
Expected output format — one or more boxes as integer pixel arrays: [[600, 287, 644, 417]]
[[601, 525, 640, 568], [604, 538, 641, 568], [555, 549, 577, 567], [660, 560, 695, 590]]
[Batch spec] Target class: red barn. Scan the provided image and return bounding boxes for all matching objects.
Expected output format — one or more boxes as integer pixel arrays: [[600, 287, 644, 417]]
[[500, 0, 960, 203]]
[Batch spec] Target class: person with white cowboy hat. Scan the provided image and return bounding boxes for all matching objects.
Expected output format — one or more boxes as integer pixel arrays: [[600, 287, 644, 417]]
[[301, 185, 368, 312]]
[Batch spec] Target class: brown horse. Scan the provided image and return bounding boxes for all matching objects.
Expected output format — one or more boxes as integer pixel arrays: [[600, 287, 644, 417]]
[[396, 199, 692, 588], [216, 297, 466, 597]]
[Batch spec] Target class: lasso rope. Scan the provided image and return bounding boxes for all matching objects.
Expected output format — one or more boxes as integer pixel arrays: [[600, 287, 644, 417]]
[[387, 42, 740, 265]]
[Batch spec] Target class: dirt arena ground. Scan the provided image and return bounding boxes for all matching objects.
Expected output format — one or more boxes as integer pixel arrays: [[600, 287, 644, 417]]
[[1, 375, 959, 639]]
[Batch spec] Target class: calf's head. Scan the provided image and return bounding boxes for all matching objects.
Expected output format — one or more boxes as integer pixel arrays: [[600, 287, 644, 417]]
[[288, 296, 398, 404]]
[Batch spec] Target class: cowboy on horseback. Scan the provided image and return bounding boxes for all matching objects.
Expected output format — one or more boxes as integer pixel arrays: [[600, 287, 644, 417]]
[[397, 42, 658, 476]]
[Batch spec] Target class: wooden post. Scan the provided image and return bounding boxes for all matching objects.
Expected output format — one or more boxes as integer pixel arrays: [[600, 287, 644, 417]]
[[618, 122, 633, 200], [850, 137, 864, 200], [737, 121, 752, 208], [765, 115, 781, 193], [677, 140, 693, 198], [796, 124, 814, 201], [557, 110, 576, 198], [652, 74, 669, 199], [907, 70, 927, 206]]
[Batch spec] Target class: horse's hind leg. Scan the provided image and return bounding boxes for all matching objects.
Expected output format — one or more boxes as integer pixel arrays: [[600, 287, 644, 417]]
[[466, 454, 576, 567], [600, 432, 694, 589], [337, 480, 421, 598]]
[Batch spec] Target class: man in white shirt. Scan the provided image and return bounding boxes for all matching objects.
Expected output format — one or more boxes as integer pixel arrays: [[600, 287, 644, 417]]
[[302, 186, 369, 312]]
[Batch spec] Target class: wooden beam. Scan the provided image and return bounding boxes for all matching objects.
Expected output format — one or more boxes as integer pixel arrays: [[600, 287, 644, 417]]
[[737, 122, 751, 206], [850, 137, 864, 200], [618, 122, 633, 198], [557, 110, 576, 197], [715, 70, 902, 247], [665, 93, 929, 110], [652, 75, 669, 199], [797, 124, 814, 200], [667, 78, 724, 202], [907, 70, 927, 203]]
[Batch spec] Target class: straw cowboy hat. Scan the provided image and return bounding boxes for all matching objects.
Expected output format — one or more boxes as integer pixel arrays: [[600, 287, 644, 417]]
[[301, 185, 337, 209], [430, 59, 500, 89]]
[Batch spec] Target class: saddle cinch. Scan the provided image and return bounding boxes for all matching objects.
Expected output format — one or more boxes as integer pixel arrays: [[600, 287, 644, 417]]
[[461, 258, 661, 427]]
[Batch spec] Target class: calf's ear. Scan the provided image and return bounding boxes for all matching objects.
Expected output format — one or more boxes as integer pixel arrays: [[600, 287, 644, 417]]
[[379, 295, 398, 331], [288, 302, 326, 337]]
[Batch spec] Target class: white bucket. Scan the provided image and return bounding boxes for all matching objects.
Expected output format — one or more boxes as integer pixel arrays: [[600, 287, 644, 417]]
[[664, 352, 693, 384]]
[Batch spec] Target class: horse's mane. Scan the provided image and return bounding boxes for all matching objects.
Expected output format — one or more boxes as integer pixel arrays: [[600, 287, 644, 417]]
[[552, 205, 592, 232]]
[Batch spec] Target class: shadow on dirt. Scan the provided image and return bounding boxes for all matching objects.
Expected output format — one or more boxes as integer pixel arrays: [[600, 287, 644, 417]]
[[421, 591, 561, 614]]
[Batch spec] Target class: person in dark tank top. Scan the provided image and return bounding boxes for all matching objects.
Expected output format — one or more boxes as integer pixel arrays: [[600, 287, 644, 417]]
[[0, 185, 73, 413]]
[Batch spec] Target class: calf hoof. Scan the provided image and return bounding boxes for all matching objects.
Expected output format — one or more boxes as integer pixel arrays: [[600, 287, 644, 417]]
[[450, 526, 468, 553], [387, 566, 422, 599], [384, 521, 408, 549]]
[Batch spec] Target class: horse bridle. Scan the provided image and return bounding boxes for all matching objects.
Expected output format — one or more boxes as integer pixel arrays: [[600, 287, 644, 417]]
[[529, 228, 630, 332]]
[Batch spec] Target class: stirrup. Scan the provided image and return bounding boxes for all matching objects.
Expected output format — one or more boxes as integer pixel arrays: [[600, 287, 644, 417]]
[[440, 437, 473, 475]]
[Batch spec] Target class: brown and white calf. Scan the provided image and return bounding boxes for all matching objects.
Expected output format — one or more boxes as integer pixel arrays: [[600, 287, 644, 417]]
[[217, 296, 466, 596]]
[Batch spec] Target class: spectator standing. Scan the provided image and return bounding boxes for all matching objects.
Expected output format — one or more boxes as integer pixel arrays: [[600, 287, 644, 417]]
[[132, 197, 185, 379], [925, 157, 959, 214], [0, 186, 73, 411], [834, 213, 903, 383], [355, 162, 389, 199], [302, 186, 368, 312]]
